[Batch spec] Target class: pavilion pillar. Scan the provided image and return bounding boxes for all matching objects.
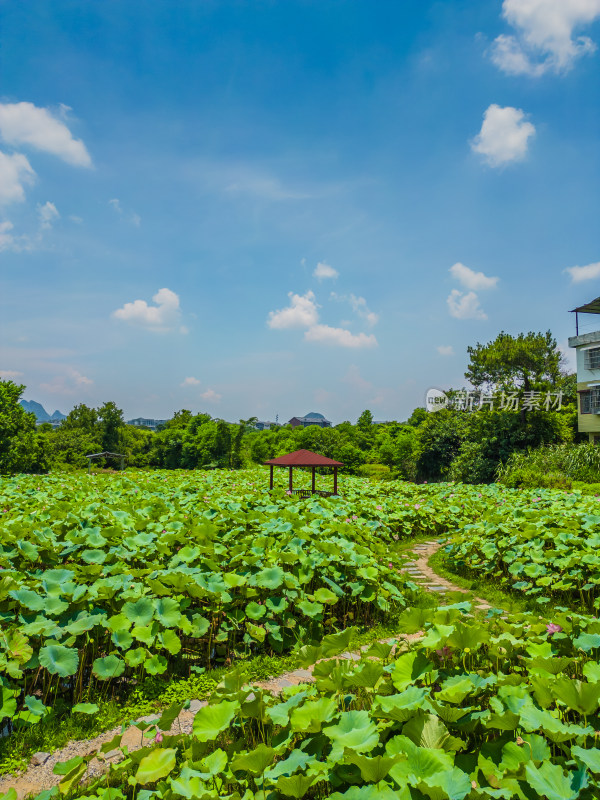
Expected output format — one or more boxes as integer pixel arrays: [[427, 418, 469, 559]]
[[333, 466, 338, 495], [311, 466, 316, 493], [269, 465, 274, 490], [288, 466, 293, 492]]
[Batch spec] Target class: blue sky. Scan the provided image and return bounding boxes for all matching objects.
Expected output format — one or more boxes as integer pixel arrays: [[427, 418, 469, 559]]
[[1, 0, 599, 422]]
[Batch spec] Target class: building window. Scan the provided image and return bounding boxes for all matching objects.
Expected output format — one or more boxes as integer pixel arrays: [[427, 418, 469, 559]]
[[584, 347, 600, 369], [581, 391, 591, 414]]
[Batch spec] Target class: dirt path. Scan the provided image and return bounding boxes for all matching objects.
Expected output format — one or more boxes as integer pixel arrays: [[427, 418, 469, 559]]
[[0, 539, 489, 799]]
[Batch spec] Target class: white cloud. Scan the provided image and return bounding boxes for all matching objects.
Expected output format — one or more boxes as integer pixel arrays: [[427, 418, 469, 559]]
[[447, 289, 488, 320], [331, 292, 379, 326], [112, 287, 182, 332], [131, 212, 141, 227], [0, 102, 91, 167], [40, 368, 93, 395], [69, 215, 83, 224], [437, 345, 455, 356], [200, 388, 222, 402], [109, 198, 122, 213], [38, 201, 59, 229], [181, 376, 201, 387], [491, 0, 600, 76], [0, 221, 16, 251], [0, 369, 23, 380], [471, 105, 535, 167], [564, 261, 600, 282], [0, 150, 35, 205], [313, 261, 339, 280], [348, 294, 379, 326], [267, 290, 319, 329], [449, 262, 499, 290], [304, 324, 377, 348]]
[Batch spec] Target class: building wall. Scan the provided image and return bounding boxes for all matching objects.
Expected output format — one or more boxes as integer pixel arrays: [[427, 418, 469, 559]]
[[569, 330, 600, 442]]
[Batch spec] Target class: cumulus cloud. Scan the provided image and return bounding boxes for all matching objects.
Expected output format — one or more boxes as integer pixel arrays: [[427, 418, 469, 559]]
[[437, 345, 455, 356], [331, 292, 379, 326], [564, 261, 600, 282], [447, 289, 487, 320], [313, 261, 339, 280], [0, 102, 91, 167], [490, 0, 600, 76], [200, 388, 222, 402], [449, 262, 499, 290], [304, 324, 377, 348], [0, 151, 35, 205], [38, 201, 59, 229], [0, 369, 24, 379], [181, 376, 201, 387], [471, 105, 535, 167], [267, 290, 319, 329], [112, 288, 182, 332]]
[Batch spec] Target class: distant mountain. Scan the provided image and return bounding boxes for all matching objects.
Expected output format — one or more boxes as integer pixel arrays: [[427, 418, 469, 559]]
[[20, 400, 66, 423]]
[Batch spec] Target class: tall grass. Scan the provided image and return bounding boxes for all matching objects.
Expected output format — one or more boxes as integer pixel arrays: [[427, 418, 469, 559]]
[[497, 442, 600, 487]]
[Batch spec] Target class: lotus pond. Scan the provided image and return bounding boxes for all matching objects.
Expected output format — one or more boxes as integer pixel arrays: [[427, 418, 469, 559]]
[[2, 470, 600, 799]]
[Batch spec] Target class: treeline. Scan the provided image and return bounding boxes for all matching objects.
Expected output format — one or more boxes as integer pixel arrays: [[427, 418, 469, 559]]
[[0, 330, 583, 483]]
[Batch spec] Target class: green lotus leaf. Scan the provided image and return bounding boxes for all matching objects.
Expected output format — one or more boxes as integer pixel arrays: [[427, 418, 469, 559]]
[[402, 713, 460, 751], [297, 599, 323, 618], [111, 629, 133, 650], [0, 688, 17, 720], [246, 621, 266, 642], [72, 702, 99, 714], [574, 633, 600, 651], [192, 700, 239, 741], [135, 748, 177, 785], [552, 677, 600, 715], [125, 647, 147, 667], [313, 587, 338, 604], [266, 691, 308, 727], [53, 755, 84, 776], [266, 596, 288, 614], [231, 743, 276, 775], [132, 623, 158, 645], [275, 774, 316, 798], [39, 644, 79, 677], [254, 566, 284, 590], [153, 597, 181, 628], [246, 601, 266, 620], [81, 549, 106, 565], [189, 614, 210, 638], [159, 629, 181, 655], [9, 589, 45, 612], [424, 766, 472, 800], [44, 596, 70, 616], [145, 654, 168, 675], [290, 696, 338, 733], [156, 701, 183, 732], [92, 654, 125, 680], [223, 573, 246, 588], [17, 540, 39, 561], [123, 597, 154, 626], [106, 613, 133, 633], [373, 687, 428, 722], [572, 745, 600, 773], [391, 651, 437, 692], [24, 695, 48, 717], [324, 710, 379, 760], [7, 630, 33, 664], [387, 735, 453, 783], [264, 747, 313, 781], [345, 754, 400, 783], [525, 761, 578, 800]]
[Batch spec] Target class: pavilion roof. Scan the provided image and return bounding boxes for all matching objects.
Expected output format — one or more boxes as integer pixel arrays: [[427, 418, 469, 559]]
[[264, 449, 343, 466]]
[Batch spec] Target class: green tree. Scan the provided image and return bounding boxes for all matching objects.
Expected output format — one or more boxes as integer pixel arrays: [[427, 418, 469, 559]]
[[61, 403, 98, 433], [0, 380, 47, 474], [465, 330, 562, 393], [97, 401, 125, 452], [213, 419, 232, 467], [357, 409, 374, 432]]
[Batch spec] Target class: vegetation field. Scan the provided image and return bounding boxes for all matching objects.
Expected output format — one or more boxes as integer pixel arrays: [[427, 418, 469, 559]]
[[2, 470, 600, 799]]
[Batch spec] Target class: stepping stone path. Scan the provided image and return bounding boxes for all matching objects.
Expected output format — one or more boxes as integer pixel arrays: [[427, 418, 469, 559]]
[[0, 541, 489, 799], [401, 540, 492, 614]]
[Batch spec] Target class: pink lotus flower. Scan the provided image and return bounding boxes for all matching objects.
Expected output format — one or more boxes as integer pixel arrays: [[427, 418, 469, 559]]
[[414, 504, 421, 510], [435, 646, 452, 662], [546, 623, 562, 635], [388, 562, 393, 567], [155, 731, 163, 743], [376, 505, 382, 510]]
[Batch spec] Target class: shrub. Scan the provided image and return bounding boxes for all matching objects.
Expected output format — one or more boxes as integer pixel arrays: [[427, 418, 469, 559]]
[[499, 467, 572, 490], [356, 464, 391, 479]]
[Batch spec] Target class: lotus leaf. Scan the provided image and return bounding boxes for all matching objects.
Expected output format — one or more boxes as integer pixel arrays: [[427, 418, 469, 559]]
[[135, 748, 177, 785], [92, 654, 125, 680], [39, 644, 79, 677]]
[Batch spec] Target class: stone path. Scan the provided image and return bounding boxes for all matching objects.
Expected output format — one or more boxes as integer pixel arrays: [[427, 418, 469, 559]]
[[0, 540, 490, 799], [401, 540, 492, 613]]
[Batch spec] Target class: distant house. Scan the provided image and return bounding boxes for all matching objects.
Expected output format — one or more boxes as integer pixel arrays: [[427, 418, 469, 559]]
[[569, 296, 600, 444], [288, 412, 332, 429], [254, 420, 277, 431], [127, 417, 167, 431]]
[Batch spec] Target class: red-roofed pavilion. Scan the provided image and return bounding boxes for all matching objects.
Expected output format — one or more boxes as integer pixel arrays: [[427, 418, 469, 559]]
[[264, 449, 344, 496]]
